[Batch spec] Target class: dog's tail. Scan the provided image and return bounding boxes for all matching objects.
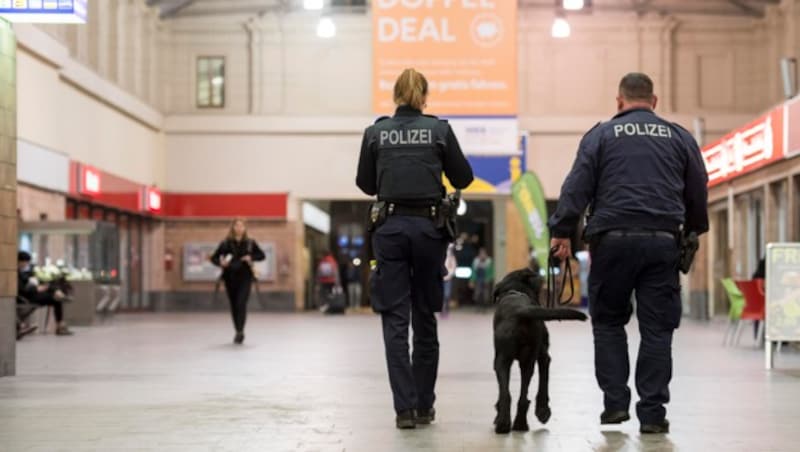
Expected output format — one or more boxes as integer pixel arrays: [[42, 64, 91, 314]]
[[520, 306, 588, 322]]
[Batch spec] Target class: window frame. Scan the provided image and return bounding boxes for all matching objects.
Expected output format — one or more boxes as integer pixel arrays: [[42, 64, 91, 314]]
[[195, 55, 226, 109]]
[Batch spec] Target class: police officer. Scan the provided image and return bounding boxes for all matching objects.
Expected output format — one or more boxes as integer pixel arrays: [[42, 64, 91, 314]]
[[548, 73, 709, 434], [356, 68, 473, 429]]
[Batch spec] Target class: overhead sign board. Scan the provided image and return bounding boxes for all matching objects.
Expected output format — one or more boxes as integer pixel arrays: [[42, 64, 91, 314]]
[[448, 117, 518, 155], [302, 202, 331, 234], [372, 0, 517, 116], [0, 0, 87, 24], [16, 140, 70, 193], [143, 187, 162, 213], [80, 165, 101, 195], [701, 105, 785, 187]]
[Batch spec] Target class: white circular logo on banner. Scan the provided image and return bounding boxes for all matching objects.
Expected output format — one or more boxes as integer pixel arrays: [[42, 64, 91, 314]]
[[471, 13, 504, 48]]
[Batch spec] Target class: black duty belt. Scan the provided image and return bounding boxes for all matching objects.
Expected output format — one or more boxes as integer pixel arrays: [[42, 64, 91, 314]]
[[605, 229, 676, 240], [388, 203, 435, 218]]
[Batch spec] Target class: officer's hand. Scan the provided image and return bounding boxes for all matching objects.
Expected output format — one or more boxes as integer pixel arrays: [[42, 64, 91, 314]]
[[550, 238, 572, 261]]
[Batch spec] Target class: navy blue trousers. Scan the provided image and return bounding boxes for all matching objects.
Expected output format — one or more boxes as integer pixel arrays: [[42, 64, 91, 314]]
[[371, 216, 447, 414], [589, 233, 682, 424]]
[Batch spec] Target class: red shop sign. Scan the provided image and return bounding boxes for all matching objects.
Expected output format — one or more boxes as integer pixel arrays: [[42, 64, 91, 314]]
[[702, 106, 785, 187], [145, 187, 162, 213], [80, 166, 101, 195]]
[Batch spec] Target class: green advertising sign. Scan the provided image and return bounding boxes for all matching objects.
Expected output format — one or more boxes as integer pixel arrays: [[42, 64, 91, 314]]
[[512, 171, 550, 272]]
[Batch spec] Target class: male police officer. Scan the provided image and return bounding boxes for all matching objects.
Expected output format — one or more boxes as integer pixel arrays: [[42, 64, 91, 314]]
[[356, 69, 473, 429], [549, 73, 709, 434]]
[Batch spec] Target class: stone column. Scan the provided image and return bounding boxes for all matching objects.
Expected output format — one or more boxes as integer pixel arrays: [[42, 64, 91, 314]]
[[0, 18, 17, 377], [116, 0, 132, 90], [784, 0, 799, 60]]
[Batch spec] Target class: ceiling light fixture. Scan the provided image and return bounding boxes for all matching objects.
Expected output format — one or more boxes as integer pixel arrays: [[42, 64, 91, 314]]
[[317, 17, 336, 39], [304, 0, 324, 10], [551, 17, 571, 38], [562, 0, 585, 11]]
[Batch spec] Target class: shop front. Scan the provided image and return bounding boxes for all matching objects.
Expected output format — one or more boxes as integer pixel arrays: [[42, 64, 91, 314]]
[[18, 155, 163, 319], [697, 96, 800, 317], [18, 146, 299, 314]]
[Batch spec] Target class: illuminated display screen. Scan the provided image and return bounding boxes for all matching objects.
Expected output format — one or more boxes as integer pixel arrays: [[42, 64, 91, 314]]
[[0, 0, 87, 23]]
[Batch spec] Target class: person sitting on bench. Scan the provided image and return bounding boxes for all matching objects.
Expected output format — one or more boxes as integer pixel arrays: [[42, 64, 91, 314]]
[[17, 251, 73, 336]]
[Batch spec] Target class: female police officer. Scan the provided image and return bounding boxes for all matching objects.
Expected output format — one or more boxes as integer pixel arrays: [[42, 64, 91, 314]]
[[356, 68, 473, 429]]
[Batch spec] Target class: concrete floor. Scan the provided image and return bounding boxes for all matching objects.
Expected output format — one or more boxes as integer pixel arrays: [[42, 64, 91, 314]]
[[1, 312, 799, 452]]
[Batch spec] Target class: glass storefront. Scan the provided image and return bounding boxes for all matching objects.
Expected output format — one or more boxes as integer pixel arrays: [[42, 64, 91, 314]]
[[706, 170, 799, 317], [66, 199, 153, 311]]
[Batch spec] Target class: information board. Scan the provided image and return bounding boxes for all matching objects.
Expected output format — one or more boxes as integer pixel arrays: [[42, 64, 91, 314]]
[[183, 241, 277, 283], [0, 0, 86, 23], [766, 243, 800, 341], [372, 0, 517, 117]]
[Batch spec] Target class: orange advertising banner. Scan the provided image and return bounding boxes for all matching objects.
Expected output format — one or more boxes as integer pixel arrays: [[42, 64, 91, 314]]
[[372, 0, 517, 116]]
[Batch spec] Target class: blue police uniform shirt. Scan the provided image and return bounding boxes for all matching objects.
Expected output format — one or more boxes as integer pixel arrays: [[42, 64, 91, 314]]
[[356, 106, 474, 205], [548, 108, 709, 239]]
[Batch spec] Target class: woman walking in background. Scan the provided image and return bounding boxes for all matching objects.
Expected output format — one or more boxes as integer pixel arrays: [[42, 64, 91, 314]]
[[211, 218, 266, 345]]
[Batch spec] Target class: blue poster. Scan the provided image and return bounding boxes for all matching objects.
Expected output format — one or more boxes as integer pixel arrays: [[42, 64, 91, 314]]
[[444, 134, 527, 194]]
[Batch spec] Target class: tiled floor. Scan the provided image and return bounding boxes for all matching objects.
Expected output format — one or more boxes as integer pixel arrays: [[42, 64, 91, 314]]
[[1, 312, 799, 451]]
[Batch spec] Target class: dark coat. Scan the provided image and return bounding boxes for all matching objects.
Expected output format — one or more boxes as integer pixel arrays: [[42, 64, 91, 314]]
[[210, 238, 266, 284]]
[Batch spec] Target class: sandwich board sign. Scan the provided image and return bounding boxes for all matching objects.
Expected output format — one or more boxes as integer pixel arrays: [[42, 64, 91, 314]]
[[765, 243, 800, 369]]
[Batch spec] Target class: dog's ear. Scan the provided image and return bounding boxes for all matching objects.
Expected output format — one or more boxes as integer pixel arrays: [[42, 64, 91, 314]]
[[492, 282, 505, 303], [493, 273, 518, 303]]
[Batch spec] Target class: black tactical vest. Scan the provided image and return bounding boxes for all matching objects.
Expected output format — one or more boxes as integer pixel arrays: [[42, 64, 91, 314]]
[[373, 115, 444, 203]]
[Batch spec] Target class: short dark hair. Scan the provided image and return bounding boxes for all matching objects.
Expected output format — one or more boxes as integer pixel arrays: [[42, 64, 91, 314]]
[[18, 251, 31, 263], [619, 72, 654, 101]]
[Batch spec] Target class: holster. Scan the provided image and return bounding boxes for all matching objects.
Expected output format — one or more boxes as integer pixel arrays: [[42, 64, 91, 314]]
[[366, 202, 388, 272], [435, 192, 459, 242], [368, 201, 388, 232], [679, 231, 699, 274]]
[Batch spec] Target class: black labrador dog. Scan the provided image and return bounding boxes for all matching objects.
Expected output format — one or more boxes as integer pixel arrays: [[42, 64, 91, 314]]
[[493, 267, 587, 434]]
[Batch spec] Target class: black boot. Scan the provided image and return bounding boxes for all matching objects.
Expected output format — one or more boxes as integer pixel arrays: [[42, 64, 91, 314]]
[[234, 332, 244, 345], [395, 410, 416, 429], [600, 410, 630, 425], [640, 419, 670, 434], [416, 408, 436, 425]]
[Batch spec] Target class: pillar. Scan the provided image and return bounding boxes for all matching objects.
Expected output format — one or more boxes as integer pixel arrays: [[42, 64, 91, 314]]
[[0, 18, 17, 377]]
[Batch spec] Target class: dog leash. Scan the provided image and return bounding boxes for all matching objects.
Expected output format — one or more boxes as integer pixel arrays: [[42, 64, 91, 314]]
[[546, 248, 575, 308]]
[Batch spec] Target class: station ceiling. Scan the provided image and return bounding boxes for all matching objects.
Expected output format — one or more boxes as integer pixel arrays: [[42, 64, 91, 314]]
[[145, 0, 781, 20]]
